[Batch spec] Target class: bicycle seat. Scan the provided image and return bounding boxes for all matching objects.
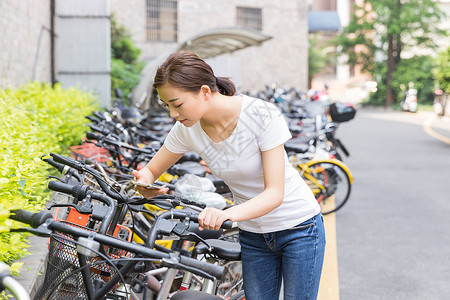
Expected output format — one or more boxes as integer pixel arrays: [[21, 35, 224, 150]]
[[171, 290, 223, 300], [178, 151, 202, 163], [172, 161, 206, 177], [284, 141, 310, 153], [289, 125, 304, 134], [193, 239, 241, 261]]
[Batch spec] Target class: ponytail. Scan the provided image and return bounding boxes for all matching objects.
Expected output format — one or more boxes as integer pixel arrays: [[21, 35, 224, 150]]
[[215, 76, 236, 96]]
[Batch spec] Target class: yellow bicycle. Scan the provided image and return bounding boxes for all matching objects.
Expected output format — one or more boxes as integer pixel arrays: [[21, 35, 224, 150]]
[[291, 157, 354, 215]]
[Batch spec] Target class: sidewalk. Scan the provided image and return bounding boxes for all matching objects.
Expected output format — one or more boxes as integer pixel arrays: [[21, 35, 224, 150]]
[[13, 235, 48, 297], [13, 195, 60, 297]]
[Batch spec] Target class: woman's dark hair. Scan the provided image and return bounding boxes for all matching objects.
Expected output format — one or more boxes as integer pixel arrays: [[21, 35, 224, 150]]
[[153, 51, 236, 96]]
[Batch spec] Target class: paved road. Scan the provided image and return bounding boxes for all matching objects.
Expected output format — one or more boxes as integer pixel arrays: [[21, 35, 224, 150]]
[[335, 109, 450, 299]]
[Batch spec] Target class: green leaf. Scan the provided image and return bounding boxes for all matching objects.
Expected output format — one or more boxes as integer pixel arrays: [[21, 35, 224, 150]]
[[17, 178, 27, 189]]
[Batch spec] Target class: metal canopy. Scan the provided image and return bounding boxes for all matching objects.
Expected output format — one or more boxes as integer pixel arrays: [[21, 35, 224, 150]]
[[130, 27, 272, 107], [179, 27, 272, 59], [308, 11, 341, 32]]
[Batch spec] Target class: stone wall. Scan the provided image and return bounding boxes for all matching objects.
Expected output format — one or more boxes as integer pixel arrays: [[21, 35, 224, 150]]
[[0, 0, 309, 95], [0, 0, 53, 88]]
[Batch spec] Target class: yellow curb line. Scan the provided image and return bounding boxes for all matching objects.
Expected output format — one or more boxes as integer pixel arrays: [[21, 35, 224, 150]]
[[423, 116, 450, 145], [318, 209, 340, 299]]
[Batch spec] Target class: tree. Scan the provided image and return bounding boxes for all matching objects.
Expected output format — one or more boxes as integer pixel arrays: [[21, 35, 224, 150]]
[[308, 35, 327, 88], [434, 47, 450, 94], [308, 34, 338, 89], [392, 55, 435, 104], [111, 16, 141, 65], [336, 0, 446, 106], [110, 15, 144, 105]]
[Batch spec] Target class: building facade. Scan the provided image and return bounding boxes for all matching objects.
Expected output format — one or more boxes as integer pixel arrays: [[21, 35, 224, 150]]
[[110, 0, 309, 92], [0, 0, 53, 88], [0, 0, 111, 107]]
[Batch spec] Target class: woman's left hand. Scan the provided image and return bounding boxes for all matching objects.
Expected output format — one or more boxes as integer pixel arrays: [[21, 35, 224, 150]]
[[198, 207, 230, 231]]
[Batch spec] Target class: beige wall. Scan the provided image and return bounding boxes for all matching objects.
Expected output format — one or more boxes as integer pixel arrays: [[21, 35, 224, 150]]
[[111, 0, 309, 92], [0, 0, 53, 88]]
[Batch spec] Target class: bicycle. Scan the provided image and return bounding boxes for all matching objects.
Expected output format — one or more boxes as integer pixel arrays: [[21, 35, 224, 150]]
[[10, 209, 232, 300], [42, 153, 243, 299], [290, 156, 353, 215]]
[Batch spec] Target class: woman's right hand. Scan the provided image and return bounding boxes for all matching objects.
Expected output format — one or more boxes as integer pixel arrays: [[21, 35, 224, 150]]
[[132, 169, 169, 199]]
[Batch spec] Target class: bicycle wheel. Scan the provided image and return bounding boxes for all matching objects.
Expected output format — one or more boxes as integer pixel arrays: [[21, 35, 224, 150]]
[[303, 160, 352, 215], [215, 261, 243, 299], [229, 289, 246, 300]]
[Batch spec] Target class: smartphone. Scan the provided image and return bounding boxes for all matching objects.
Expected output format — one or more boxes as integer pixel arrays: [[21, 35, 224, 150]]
[[132, 181, 162, 190]]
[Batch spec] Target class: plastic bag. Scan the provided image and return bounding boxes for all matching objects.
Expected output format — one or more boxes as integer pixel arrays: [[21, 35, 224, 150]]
[[175, 174, 226, 209], [175, 174, 216, 199], [198, 192, 227, 210]]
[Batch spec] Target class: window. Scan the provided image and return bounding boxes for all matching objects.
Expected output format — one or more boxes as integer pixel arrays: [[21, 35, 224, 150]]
[[146, 0, 178, 42], [236, 6, 262, 30]]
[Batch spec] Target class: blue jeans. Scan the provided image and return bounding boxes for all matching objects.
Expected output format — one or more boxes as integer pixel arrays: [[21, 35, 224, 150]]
[[239, 213, 326, 300]]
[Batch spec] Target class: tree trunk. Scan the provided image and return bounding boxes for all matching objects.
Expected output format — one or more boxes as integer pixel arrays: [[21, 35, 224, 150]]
[[386, 34, 396, 107]]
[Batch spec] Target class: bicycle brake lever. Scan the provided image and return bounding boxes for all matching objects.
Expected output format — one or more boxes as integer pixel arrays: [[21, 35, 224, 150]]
[[174, 195, 206, 209], [10, 221, 53, 237], [172, 223, 212, 251], [47, 202, 93, 214], [47, 176, 63, 182]]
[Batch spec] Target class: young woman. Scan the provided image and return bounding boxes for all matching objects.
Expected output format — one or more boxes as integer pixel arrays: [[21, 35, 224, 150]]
[[133, 51, 325, 300]]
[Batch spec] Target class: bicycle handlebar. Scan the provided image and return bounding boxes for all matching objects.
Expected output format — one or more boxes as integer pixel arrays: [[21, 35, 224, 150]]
[[47, 181, 117, 234], [0, 262, 30, 300], [181, 211, 233, 229], [48, 181, 116, 207], [1, 276, 30, 300], [10, 209, 225, 281], [85, 132, 156, 156], [41, 155, 66, 173], [147, 210, 233, 249], [48, 180, 181, 218], [41, 155, 82, 182], [48, 180, 90, 199], [86, 131, 103, 141], [10, 210, 53, 228], [92, 111, 106, 121], [51, 152, 84, 171], [49, 153, 125, 202], [90, 124, 110, 136]]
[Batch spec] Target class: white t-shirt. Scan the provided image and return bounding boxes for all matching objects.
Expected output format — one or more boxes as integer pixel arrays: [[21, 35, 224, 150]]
[[164, 95, 320, 233]]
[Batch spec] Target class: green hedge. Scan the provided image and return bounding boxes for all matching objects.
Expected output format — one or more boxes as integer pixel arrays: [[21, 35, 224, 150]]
[[0, 82, 99, 275]]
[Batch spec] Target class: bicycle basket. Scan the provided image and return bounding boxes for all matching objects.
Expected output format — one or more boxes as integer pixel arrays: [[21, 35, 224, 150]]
[[35, 223, 132, 300], [70, 143, 110, 164]]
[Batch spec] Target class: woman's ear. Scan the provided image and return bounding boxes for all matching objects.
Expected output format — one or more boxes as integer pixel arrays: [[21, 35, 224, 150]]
[[200, 85, 211, 100]]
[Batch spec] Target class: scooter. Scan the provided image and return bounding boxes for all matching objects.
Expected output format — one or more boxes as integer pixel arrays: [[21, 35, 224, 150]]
[[432, 87, 448, 117], [400, 82, 418, 113]]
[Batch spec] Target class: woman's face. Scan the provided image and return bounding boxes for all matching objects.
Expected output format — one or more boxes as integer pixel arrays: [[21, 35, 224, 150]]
[[157, 83, 208, 127]]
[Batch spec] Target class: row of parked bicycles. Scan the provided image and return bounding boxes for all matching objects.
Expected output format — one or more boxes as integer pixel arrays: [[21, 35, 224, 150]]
[[6, 87, 356, 300]]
